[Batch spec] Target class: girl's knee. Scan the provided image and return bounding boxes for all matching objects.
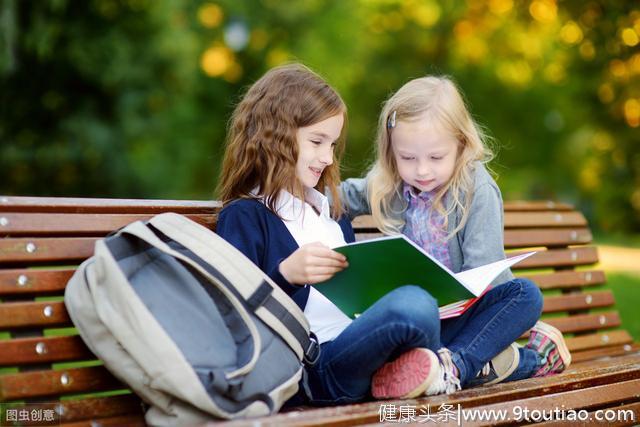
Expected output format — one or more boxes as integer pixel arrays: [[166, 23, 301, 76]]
[[516, 278, 543, 314], [383, 285, 439, 328]]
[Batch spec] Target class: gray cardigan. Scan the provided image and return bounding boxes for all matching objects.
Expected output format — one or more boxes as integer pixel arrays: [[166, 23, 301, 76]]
[[338, 162, 514, 286]]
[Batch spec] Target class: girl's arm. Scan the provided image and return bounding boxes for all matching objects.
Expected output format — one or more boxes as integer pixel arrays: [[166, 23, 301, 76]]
[[336, 177, 371, 220], [460, 182, 515, 285]]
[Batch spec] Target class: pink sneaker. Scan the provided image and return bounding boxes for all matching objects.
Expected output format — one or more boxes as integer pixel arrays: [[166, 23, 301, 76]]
[[371, 348, 460, 399], [526, 321, 572, 377]]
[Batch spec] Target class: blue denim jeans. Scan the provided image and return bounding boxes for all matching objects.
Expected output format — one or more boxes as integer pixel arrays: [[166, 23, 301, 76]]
[[293, 285, 440, 406], [289, 278, 542, 406], [440, 278, 543, 386]]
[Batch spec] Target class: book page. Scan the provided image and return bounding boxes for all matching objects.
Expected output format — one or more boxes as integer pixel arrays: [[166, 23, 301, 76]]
[[453, 252, 536, 296]]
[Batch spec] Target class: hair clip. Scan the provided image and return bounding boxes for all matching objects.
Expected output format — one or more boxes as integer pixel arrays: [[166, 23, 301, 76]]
[[387, 110, 396, 129]]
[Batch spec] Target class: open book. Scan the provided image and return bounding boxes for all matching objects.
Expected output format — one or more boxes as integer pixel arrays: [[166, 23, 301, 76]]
[[316, 235, 535, 319]]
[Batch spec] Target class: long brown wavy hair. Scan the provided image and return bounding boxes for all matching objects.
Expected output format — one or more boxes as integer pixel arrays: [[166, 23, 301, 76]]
[[217, 63, 347, 219]]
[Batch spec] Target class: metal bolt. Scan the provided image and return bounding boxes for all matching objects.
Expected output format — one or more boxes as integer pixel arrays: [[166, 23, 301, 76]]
[[624, 344, 632, 352], [26, 242, 37, 253], [599, 315, 606, 325], [570, 231, 578, 241], [585, 272, 592, 282], [60, 373, 70, 386], [17, 274, 28, 286], [55, 404, 65, 416], [0, 217, 7, 226], [90, 421, 102, 427], [585, 294, 593, 304], [35, 342, 48, 355], [571, 252, 578, 261], [554, 214, 563, 222], [601, 334, 610, 343], [546, 201, 555, 208], [0, 197, 8, 203], [43, 305, 53, 317]]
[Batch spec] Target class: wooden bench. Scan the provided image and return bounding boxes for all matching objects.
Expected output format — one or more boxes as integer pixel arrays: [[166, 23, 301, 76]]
[[1, 196, 639, 426]]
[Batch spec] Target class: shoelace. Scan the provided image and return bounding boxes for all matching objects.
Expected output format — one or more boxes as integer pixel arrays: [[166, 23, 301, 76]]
[[479, 361, 492, 377], [426, 348, 462, 395]]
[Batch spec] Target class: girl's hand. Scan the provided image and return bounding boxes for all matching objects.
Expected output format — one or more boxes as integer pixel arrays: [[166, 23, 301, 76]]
[[279, 242, 349, 285]]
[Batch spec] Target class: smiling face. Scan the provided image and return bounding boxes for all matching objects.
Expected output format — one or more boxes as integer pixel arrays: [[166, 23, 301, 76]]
[[391, 113, 459, 193], [295, 113, 344, 190]]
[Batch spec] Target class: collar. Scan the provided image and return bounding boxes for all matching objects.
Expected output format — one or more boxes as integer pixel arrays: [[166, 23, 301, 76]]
[[273, 187, 330, 220], [402, 182, 437, 202]]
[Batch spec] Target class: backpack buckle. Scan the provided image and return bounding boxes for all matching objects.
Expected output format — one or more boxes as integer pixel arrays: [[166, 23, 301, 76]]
[[303, 332, 321, 366]]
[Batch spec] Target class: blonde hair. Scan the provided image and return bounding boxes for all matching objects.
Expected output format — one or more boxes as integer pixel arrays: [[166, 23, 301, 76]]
[[368, 76, 494, 237], [217, 63, 347, 219]]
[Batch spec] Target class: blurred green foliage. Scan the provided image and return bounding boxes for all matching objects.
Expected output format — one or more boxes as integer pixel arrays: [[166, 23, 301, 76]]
[[1, 0, 639, 232]]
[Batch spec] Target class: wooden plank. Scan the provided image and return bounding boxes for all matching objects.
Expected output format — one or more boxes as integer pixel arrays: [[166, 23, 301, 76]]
[[0, 268, 74, 296], [538, 401, 640, 427], [0, 213, 215, 236], [543, 312, 621, 334], [503, 201, 574, 211], [0, 335, 93, 366], [520, 270, 606, 290], [511, 247, 599, 269], [217, 354, 640, 426], [0, 237, 96, 265], [0, 366, 124, 400], [566, 330, 634, 352], [57, 395, 142, 423], [542, 291, 615, 313], [0, 195, 220, 214], [504, 228, 592, 248], [504, 211, 587, 228], [61, 415, 147, 427], [439, 379, 640, 426], [571, 343, 640, 363], [0, 301, 71, 329]]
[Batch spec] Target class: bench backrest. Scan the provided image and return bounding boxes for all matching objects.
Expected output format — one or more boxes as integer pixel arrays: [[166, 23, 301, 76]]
[[0, 196, 636, 425]]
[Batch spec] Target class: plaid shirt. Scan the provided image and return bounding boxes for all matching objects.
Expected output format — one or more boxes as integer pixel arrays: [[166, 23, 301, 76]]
[[402, 183, 453, 270]]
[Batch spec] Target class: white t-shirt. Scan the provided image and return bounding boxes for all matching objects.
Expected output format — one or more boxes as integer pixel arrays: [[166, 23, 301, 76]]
[[272, 188, 353, 344]]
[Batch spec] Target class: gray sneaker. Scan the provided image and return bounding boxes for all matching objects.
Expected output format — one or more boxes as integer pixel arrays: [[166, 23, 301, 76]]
[[468, 342, 520, 387]]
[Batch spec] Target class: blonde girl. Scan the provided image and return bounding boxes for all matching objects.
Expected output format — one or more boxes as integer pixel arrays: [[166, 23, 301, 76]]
[[338, 76, 572, 396]]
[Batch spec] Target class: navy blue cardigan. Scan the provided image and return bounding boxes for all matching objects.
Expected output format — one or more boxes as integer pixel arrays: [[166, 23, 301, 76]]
[[216, 198, 356, 310]]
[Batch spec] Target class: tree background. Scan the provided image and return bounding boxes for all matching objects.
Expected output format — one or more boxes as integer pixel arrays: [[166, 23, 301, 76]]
[[1, 0, 638, 234]]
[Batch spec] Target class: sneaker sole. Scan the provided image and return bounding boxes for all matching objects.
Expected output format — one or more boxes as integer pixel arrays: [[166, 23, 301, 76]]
[[484, 342, 520, 386], [533, 321, 572, 367], [371, 348, 440, 399]]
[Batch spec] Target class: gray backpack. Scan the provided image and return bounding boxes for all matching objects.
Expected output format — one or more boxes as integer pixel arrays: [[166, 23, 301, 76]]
[[64, 213, 318, 426]]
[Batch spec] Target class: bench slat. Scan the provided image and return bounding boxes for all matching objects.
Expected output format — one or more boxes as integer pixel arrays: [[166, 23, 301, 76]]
[[0, 213, 215, 236], [0, 268, 74, 296], [0, 301, 70, 329], [511, 247, 599, 269], [571, 343, 640, 363], [57, 395, 142, 423], [566, 330, 634, 352], [0, 238, 96, 265], [0, 196, 220, 214], [520, 270, 606, 290], [61, 415, 147, 427], [504, 228, 592, 248], [544, 312, 621, 334], [0, 336, 92, 366], [0, 366, 123, 400], [450, 378, 640, 427], [503, 201, 574, 211], [503, 211, 587, 227], [542, 290, 615, 313]]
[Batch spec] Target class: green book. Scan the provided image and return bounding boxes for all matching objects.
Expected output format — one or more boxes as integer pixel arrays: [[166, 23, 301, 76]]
[[315, 235, 535, 319]]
